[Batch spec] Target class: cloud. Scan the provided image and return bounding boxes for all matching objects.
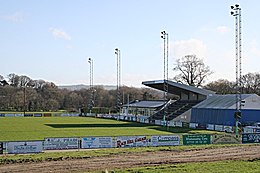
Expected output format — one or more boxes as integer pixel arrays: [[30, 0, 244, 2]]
[[0, 12, 24, 22], [49, 27, 72, 41], [171, 38, 207, 59], [216, 26, 231, 34]]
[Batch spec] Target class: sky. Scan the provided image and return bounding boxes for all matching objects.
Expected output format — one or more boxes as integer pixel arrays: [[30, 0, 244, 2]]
[[1, 0, 260, 87]]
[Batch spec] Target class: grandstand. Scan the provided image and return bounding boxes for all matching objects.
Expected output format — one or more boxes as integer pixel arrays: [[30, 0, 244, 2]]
[[140, 80, 215, 123], [141, 79, 260, 126]]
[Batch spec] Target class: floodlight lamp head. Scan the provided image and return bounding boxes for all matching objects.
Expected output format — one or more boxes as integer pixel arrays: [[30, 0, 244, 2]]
[[231, 6, 234, 9], [161, 35, 164, 39], [231, 11, 234, 15], [235, 4, 239, 8]]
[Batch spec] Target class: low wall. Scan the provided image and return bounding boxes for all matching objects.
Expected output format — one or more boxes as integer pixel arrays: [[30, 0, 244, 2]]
[[1, 133, 259, 154]]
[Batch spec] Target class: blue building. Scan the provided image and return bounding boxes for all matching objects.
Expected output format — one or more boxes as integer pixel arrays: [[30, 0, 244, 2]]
[[191, 94, 260, 126]]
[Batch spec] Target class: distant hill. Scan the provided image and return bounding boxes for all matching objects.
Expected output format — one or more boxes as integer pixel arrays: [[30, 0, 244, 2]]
[[58, 84, 117, 91]]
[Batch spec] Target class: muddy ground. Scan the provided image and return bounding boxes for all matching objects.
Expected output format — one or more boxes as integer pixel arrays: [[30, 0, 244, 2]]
[[0, 145, 260, 173]]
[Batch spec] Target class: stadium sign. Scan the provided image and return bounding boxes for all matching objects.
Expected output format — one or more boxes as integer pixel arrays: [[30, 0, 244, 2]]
[[7, 141, 43, 154], [43, 137, 79, 150], [242, 133, 260, 143], [151, 135, 180, 146], [183, 134, 211, 145], [116, 136, 149, 148], [81, 137, 113, 149]]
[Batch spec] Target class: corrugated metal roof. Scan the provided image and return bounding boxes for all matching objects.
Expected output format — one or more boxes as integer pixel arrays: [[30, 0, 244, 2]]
[[142, 80, 215, 96], [123, 100, 166, 108], [193, 94, 256, 109]]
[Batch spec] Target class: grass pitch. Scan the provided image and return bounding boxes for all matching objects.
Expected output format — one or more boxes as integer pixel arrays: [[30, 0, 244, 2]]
[[113, 160, 260, 173], [0, 117, 214, 141]]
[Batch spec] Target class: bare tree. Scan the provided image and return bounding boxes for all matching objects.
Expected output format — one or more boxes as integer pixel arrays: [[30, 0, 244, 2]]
[[173, 55, 213, 87]]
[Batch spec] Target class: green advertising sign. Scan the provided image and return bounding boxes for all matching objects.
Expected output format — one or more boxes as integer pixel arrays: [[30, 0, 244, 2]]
[[183, 134, 211, 145]]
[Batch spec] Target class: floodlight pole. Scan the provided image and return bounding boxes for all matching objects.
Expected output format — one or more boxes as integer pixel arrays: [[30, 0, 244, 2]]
[[161, 31, 169, 127], [23, 86, 26, 116], [115, 48, 121, 119], [88, 58, 94, 115], [231, 4, 242, 137]]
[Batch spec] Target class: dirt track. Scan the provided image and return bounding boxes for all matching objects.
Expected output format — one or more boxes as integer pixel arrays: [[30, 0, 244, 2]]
[[0, 145, 260, 173]]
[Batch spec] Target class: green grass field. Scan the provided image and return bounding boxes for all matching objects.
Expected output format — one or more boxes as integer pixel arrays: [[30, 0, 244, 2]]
[[0, 117, 215, 141], [112, 160, 260, 173]]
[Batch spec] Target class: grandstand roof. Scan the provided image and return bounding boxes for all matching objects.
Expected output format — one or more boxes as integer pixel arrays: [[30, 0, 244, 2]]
[[193, 94, 260, 110], [123, 100, 166, 108], [142, 80, 215, 96]]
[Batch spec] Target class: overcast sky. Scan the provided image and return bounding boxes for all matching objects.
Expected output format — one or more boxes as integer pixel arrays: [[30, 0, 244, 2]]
[[1, 0, 260, 87]]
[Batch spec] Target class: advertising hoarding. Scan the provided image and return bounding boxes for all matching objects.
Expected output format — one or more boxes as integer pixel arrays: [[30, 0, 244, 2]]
[[116, 136, 149, 148], [43, 138, 79, 150], [242, 133, 260, 143], [212, 134, 241, 144], [215, 125, 224, 132], [0, 142, 3, 154], [7, 141, 43, 154], [34, 113, 42, 117], [183, 134, 211, 145], [81, 137, 113, 149], [151, 135, 180, 146], [206, 124, 214, 130]]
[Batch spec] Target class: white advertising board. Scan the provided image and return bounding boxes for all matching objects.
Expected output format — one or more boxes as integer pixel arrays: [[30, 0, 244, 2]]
[[7, 141, 43, 154], [151, 135, 180, 146], [144, 119, 149, 124], [116, 136, 149, 148], [155, 120, 161, 125], [81, 137, 113, 149], [224, 126, 233, 133], [5, 114, 15, 117], [43, 138, 79, 150], [243, 127, 254, 133], [189, 123, 198, 129], [206, 124, 215, 130], [215, 125, 224, 132], [168, 121, 175, 127], [175, 121, 183, 127], [15, 113, 24, 117]]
